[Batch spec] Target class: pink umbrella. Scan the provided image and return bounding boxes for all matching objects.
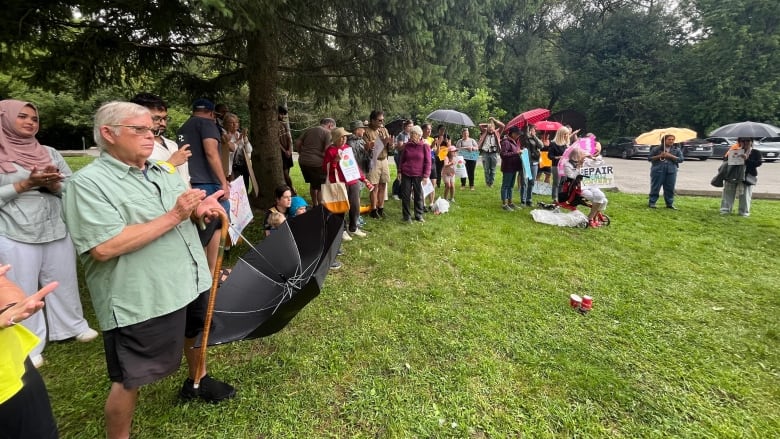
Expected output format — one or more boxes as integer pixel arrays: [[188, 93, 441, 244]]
[[557, 137, 597, 177], [506, 108, 550, 130]]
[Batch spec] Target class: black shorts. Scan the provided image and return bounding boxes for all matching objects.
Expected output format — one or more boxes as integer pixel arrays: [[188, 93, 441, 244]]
[[300, 164, 326, 188], [104, 292, 208, 388]]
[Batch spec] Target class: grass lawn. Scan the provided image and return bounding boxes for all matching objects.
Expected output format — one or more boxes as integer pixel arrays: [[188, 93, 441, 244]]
[[45, 157, 780, 438]]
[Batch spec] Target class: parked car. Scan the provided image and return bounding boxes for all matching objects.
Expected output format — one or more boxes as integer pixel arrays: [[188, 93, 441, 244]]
[[603, 137, 652, 159], [705, 136, 736, 158], [679, 138, 713, 161], [755, 137, 780, 162]]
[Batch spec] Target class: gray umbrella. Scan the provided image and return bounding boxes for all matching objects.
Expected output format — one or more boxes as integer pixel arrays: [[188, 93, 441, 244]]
[[708, 121, 780, 138], [426, 109, 475, 127]]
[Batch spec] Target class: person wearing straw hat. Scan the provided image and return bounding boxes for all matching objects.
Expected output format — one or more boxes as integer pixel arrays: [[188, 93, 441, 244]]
[[62, 102, 235, 439], [323, 127, 374, 238]]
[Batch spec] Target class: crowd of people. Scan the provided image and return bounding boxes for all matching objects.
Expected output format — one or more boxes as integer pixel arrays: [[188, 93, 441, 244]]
[[0, 96, 767, 437]]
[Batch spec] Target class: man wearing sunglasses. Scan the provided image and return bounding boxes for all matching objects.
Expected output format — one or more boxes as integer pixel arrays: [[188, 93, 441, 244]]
[[364, 110, 393, 218]]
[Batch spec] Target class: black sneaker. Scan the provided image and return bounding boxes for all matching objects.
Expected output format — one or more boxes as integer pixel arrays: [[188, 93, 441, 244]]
[[377, 208, 386, 218], [369, 209, 380, 218], [180, 375, 236, 403]]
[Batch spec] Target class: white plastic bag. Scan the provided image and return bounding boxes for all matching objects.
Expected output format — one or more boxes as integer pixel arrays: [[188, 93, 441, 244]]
[[433, 197, 450, 214], [530, 208, 588, 227]]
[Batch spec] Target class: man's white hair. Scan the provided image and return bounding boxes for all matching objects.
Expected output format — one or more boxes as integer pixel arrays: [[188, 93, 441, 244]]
[[93, 101, 150, 150]]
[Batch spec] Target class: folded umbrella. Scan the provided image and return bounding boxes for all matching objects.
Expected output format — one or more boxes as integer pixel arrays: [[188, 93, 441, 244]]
[[426, 109, 475, 127], [708, 121, 780, 138], [195, 205, 343, 346], [635, 127, 697, 146]]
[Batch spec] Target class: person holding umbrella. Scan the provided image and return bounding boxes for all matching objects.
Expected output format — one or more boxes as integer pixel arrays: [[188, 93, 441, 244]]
[[648, 134, 684, 209], [719, 138, 762, 216], [62, 102, 235, 439]]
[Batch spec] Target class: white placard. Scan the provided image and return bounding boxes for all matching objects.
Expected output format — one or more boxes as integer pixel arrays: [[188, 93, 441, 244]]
[[421, 178, 434, 198], [338, 147, 362, 183], [228, 177, 254, 244], [454, 156, 467, 178], [727, 149, 745, 166], [370, 137, 383, 171]]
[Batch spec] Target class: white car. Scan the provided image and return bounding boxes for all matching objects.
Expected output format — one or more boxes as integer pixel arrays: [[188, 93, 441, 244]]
[[755, 137, 780, 162]]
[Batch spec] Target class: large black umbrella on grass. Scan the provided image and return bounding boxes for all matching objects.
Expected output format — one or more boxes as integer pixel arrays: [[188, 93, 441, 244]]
[[196, 206, 343, 346]]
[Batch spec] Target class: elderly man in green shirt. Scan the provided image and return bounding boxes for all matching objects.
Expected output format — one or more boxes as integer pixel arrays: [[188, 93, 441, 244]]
[[62, 101, 235, 439]]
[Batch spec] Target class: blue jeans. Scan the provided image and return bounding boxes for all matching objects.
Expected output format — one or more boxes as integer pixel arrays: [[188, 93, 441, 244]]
[[520, 162, 539, 203], [551, 165, 560, 202], [648, 167, 677, 207], [192, 183, 231, 218], [501, 171, 517, 202], [482, 153, 498, 186]]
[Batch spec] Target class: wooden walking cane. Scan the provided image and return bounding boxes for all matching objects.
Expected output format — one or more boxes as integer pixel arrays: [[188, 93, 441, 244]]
[[194, 208, 230, 389]]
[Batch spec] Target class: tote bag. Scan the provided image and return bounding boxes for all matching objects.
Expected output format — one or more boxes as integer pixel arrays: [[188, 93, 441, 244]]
[[321, 162, 350, 214]]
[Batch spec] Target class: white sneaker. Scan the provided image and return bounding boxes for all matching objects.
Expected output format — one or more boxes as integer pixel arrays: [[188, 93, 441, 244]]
[[75, 327, 99, 342], [31, 354, 44, 368], [351, 229, 367, 237], [342, 231, 353, 241]]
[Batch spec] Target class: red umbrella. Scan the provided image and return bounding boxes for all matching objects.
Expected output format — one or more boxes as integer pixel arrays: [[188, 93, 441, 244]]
[[533, 120, 563, 132], [506, 108, 550, 130]]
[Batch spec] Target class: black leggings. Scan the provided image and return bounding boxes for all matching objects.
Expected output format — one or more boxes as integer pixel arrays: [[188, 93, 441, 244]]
[[460, 159, 477, 187]]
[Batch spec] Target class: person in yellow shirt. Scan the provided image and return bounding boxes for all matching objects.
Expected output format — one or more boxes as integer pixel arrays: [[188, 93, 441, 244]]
[[0, 264, 59, 438]]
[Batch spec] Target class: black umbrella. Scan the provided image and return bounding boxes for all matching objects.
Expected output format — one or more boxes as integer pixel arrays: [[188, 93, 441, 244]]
[[384, 119, 406, 137], [427, 109, 475, 126], [548, 109, 587, 133], [195, 205, 343, 346], [708, 121, 780, 138]]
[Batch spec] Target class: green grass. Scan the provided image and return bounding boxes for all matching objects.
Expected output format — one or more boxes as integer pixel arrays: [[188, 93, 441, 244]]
[[46, 157, 780, 438]]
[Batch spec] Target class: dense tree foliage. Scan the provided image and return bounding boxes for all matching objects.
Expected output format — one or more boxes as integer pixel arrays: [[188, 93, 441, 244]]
[[1, 0, 778, 205]]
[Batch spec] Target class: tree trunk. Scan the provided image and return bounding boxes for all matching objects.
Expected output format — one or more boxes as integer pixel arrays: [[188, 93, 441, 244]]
[[246, 28, 283, 210]]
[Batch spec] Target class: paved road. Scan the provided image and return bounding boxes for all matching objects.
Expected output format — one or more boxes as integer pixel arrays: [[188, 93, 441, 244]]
[[604, 157, 779, 199]]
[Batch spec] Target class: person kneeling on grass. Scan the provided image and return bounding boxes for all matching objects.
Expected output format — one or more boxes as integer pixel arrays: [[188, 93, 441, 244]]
[[563, 147, 608, 228]]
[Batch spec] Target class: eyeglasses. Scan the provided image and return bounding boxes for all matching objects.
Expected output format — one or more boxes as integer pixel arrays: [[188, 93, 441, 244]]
[[110, 125, 154, 135], [151, 115, 170, 123]]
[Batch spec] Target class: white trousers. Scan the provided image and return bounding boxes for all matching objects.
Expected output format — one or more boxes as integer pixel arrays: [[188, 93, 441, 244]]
[[582, 187, 608, 209], [0, 235, 90, 357]]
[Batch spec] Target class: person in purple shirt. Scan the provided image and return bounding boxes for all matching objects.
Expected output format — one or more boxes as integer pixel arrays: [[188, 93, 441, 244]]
[[399, 125, 432, 223], [500, 126, 523, 210]]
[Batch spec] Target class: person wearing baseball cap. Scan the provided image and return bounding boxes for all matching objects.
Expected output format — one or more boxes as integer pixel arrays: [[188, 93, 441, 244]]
[[176, 98, 230, 274]]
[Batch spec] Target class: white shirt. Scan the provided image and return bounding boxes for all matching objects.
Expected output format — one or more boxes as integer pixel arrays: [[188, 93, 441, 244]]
[[150, 136, 191, 186]]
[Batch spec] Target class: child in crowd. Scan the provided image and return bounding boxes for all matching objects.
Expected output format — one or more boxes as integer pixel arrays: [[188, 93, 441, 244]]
[[266, 211, 286, 232], [441, 145, 457, 202], [289, 196, 309, 218]]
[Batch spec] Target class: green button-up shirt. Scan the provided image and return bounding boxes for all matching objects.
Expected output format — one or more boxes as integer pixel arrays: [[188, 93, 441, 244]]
[[62, 151, 211, 331]]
